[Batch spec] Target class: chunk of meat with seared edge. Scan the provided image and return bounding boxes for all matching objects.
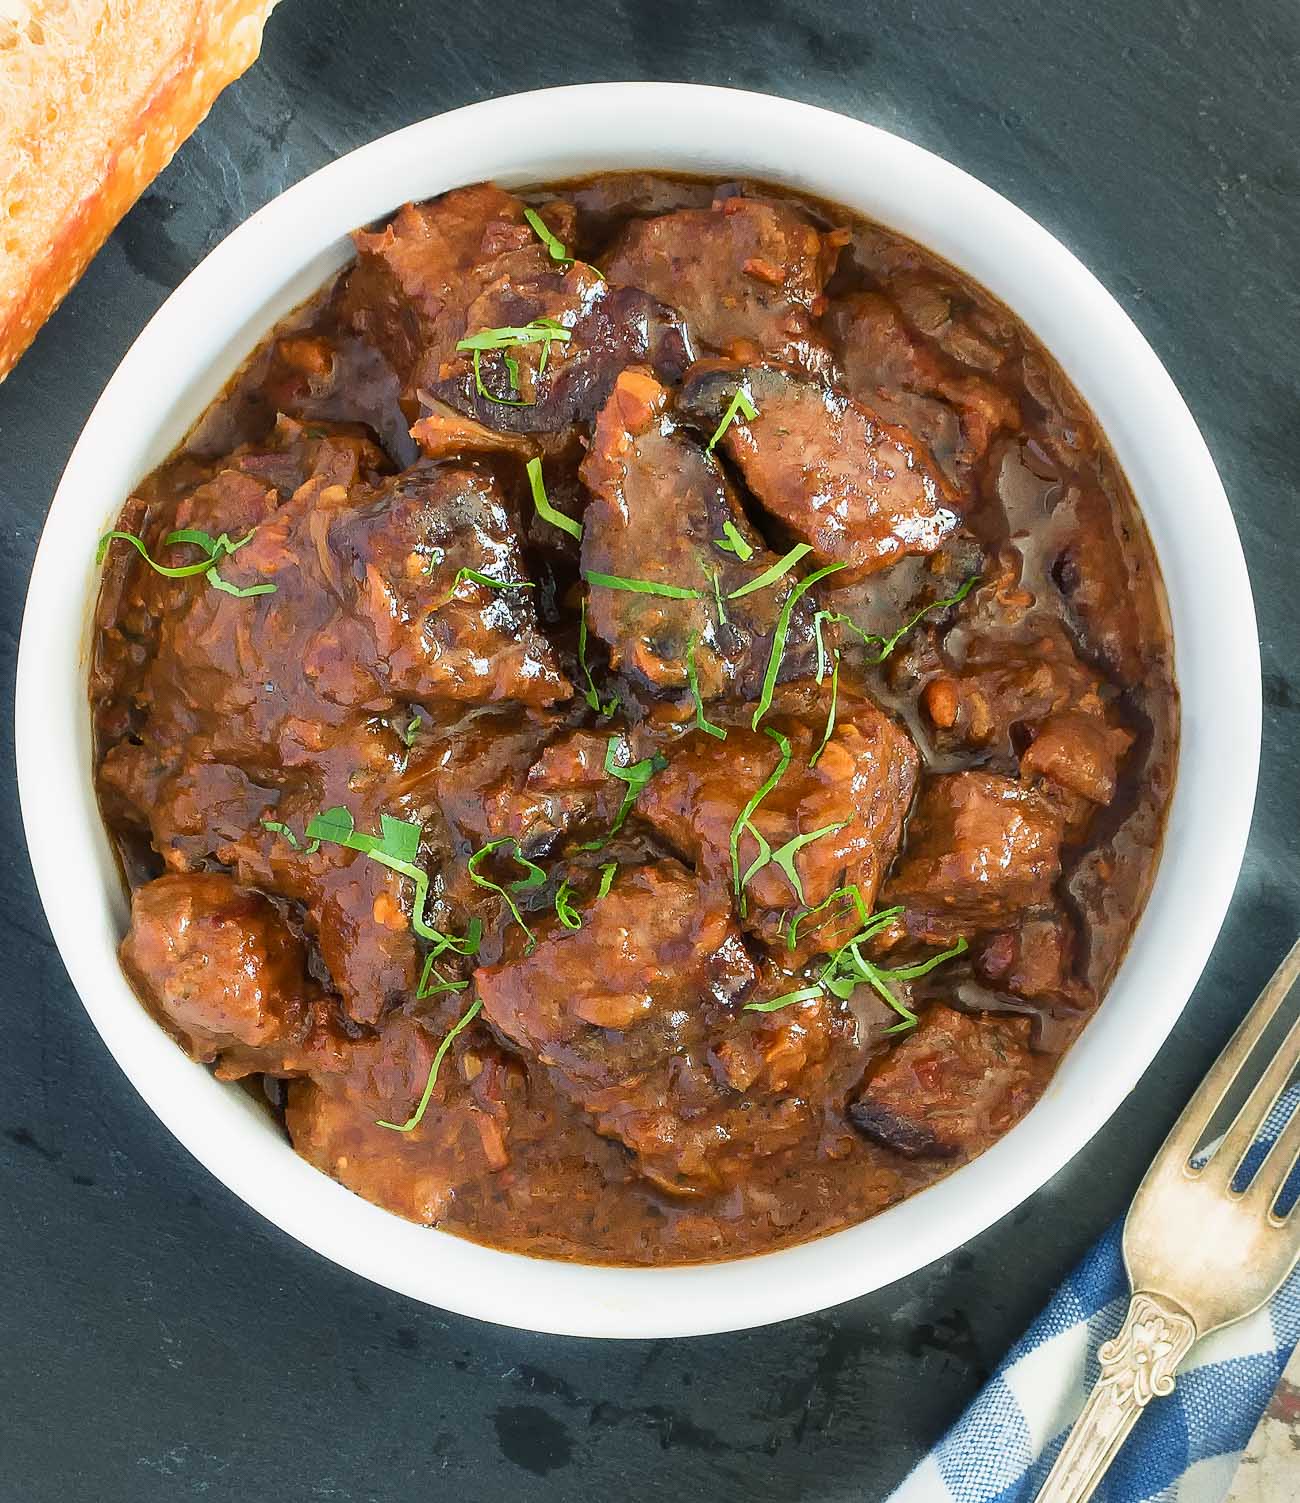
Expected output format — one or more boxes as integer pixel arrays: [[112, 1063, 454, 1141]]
[[638, 694, 918, 960], [344, 183, 690, 435], [827, 290, 1020, 484], [849, 1005, 1038, 1158], [476, 861, 786, 1193], [603, 195, 843, 374], [922, 622, 1134, 809], [120, 873, 347, 1080], [883, 772, 1064, 946], [121, 460, 568, 773], [678, 362, 961, 582], [286, 1006, 526, 1225], [579, 368, 818, 698]]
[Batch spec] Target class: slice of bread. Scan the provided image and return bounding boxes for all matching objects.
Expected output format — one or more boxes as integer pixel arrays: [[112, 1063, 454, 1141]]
[[0, 0, 278, 381]]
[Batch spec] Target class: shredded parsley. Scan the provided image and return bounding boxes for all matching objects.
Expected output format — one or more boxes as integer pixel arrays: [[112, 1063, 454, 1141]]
[[415, 952, 470, 999], [726, 543, 813, 601], [729, 728, 791, 906], [457, 317, 570, 407], [710, 565, 728, 626], [815, 575, 979, 669], [713, 521, 754, 562], [596, 862, 618, 900], [526, 456, 582, 541], [809, 653, 840, 770], [786, 884, 871, 951], [743, 821, 849, 905], [685, 631, 726, 741], [467, 837, 545, 951], [260, 819, 302, 850], [554, 879, 583, 930], [403, 713, 423, 748], [582, 739, 668, 847], [523, 206, 573, 267], [752, 562, 848, 730], [577, 597, 619, 717], [97, 526, 276, 598], [747, 905, 967, 1031], [705, 386, 758, 453], [375, 998, 483, 1133], [438, 566, 534, 607], [303, 805, 479, 954], [585, 570, 701, 600]]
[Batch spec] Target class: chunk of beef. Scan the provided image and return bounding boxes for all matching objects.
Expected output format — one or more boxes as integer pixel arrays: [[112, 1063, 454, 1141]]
[[678, 362, 961, 582], [579, 368, 818, 697], [427, 264, 692, 437], [849, 1005, 1037, 1158], [286, 1008, 525, 1224], [474, 861, 764, 1192], [343, 184, 555, 397], [921, 624, 1133, 807], [1047, 486, 1148, 685], [826, 290, 1019, 484], [638, 695, 918, 958], [604, 195, 842, 373], [120, 873, 344, 1080], [404, 714, 620, 858], [974, 910, 1089, 1008], [884, 772, 1064, 943], [344, 184, 690, 434], [131, 462, 568, 774]]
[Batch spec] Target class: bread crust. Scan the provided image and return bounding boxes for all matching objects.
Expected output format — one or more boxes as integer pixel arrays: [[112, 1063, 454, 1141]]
[[0, 1, 277, 381]]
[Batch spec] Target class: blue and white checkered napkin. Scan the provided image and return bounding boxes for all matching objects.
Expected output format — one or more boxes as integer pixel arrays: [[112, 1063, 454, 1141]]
[[888, 1092, 1300, 1503]]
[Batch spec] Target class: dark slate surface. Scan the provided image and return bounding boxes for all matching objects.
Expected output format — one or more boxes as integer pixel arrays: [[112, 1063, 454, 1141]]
[[2, 2, 1297, 1498]]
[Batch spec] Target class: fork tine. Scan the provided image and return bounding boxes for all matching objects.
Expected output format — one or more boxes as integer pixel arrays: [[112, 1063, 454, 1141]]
[[1209, 1006, 1300, 1187], [1160, 937, 1300, 1169], [1239, 1104, 1300, 1222]]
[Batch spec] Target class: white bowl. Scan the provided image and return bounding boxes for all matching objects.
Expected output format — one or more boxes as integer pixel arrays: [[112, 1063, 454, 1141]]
[[16, 83, 1259, 1339]]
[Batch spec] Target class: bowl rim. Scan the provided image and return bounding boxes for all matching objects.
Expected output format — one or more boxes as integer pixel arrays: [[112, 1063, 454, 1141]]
[[16, 81, 1260, 1339]]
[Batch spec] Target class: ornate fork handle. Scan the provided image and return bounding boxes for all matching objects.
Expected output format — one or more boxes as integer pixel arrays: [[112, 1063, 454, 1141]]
[[1034, 1291, 1198, 1503]]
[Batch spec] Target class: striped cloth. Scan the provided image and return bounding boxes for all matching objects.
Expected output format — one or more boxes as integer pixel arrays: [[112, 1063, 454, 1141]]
[[888, 1096, 1300, 1503]]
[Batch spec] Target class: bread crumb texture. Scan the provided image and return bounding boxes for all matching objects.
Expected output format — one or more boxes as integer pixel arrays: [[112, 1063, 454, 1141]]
[[0, 0, 278, 380]]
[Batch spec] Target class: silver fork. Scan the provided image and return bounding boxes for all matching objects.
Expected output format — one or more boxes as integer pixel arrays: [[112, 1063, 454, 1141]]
[[1036, 937, 1300, 1503]]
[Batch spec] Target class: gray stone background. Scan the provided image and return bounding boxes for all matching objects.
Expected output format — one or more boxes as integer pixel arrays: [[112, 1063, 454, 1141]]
[[1, 2, 1297, 1498]]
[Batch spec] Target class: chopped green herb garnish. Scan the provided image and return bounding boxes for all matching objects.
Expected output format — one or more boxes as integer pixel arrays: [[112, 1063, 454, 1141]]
[[603, 739, 669, 838], [403, 713, 423, 748], [303, 805, 478, 954], [415, 951, 471, 999], [456, 318, 571, 353], [743, 821, 848, 905], [786, 884, 871, 951], [376, 998, 483, 1132], [726, 543, 813, 602], [746, 984, 826, 1013], [808, 653, 840, 770], [205, 567, 276, 598], [816, 575, 979, 668], [260, 819, 301, 849], [523, 206, 573, 267], [713, 521, 754, 562], [710, 565, 728, 626], [466, 837, 544, 951], [526, 456, 583, 541], [585, 571, 701, 600], [554, 879, 583, 930], [747, 906, 967, 1033], [97, 526, 276, 598], [596, 862, 618, 900], [729, 728, 792, 905], [458, 317, 570, 407], [577, 597, 619, 717], [438, 566, 534, 607], [685, 631, 726, 741], [751, 562, 848, 730], [705, 385, 758, 453]]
